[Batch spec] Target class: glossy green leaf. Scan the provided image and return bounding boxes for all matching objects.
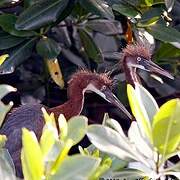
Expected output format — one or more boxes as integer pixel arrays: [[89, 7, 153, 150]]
[[0, 38, 36, 74], [86, 19, 123, 35], [147, 24, 180, 48], [112, 3, 140, 18], [154, 43, 180, 61], [0, 33, 25, 50], [79, 29, 103, 63], [21, 128, 44, 180], [36, 37, 61, 59], [16, 0, 69, 30], [127, 84, 152, 142], [0, 14, 36, 37], [152, 99, 180, 156], [65, 116, 88, 145], [50, 155, 101, 180], [79, 0, 114, 19]]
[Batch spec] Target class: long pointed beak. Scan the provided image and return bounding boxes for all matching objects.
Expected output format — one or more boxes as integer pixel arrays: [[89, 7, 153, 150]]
[[101, 88, 132, 120], [139, 59, 174, 80]]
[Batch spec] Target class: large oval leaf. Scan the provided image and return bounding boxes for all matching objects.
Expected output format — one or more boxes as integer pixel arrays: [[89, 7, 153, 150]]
[[0, 38, 36, 74], [78, 28, 103, 63], [147, 24, 180, 48], [0, 14, 36, 37], [16, 0, 69, 30], [79, 0, 114, 19], [65, 116, 88, 146], [50, 155, 100, 180], [152, 99, 180, 157], [0, 32, 25, 50]]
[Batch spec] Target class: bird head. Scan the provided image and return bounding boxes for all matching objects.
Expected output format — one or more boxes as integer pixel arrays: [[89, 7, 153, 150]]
[[68, 70, 132, 119], [122, 44, 174, 84]]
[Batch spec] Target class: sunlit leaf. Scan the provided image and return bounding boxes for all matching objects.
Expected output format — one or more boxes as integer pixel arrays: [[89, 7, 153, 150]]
[[58, 114, 68, 141], [0, 135, 7, 148], [0, 149, 16, 180], [127, 84, 152, 142], [50, 155, 101, 180], [21, 128, 44, 180], [65, 116, 88, 145], [152, 99, 180, 158], [0, 54, 9, 66], [46, 58, 64, 89], [40, 124, 58, 159]]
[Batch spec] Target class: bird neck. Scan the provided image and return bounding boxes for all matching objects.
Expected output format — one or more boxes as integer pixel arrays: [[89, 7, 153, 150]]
[[49, 89, 85, 120], [123, 56, 141, 86]]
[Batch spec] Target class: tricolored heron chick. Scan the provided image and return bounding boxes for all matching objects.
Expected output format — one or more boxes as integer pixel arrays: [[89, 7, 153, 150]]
[[122, 44, 174, 86], [0, 70, 131, 177]]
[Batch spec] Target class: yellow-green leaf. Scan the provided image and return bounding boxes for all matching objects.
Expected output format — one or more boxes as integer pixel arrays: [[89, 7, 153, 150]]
[[0, 54, 9, 66], [127, 84, 152, 142], [21, 128, 44, 180], [40, 125, 58, 159], [46, 58, 64, 89], [0, 135, 7, 148], [152, 99, 180, 157], [58, 114, 68, 141]]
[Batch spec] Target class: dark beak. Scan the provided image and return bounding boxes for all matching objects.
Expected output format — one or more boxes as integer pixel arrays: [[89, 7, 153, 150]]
[[139, 58, 174, 80], [102, 88, 132, 120]]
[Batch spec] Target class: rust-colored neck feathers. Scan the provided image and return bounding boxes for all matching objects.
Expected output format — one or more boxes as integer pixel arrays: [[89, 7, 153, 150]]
[[122, 44, 151, 86], [50, 70, 112, 119]]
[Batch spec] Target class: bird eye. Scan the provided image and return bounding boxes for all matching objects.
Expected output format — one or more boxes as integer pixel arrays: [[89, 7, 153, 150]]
[[101, 85, 107, 91], [137, 57, 141, 62]]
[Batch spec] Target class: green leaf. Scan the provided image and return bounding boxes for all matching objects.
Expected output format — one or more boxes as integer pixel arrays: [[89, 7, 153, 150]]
[[79, 29, 103, 63], [135, 83, 159, 122], [0, 135, 7, 148], [0, 38, 37, 74], [147, 24, 180, 48], [16, 0, 69, 30], [152, 99, 180, 157], [112, 3, 140, 18], [154, 43, 180, 61], [21, 128, 44, 180], [79, 0, 114, 19], [50, 155, 101, 180], [87, 125, 139, 161], [0, 14, 36, 37], [145, 0, 154, 6], [40, 124, 57, 159], [127, 84, 152, 142], [0, 32, 25, 50], [36, 37, 61, 59], [65, 116, 88, 145]]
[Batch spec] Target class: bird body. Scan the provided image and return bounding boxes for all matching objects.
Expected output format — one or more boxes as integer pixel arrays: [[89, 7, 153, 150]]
[[0, 70, 131, 177]]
